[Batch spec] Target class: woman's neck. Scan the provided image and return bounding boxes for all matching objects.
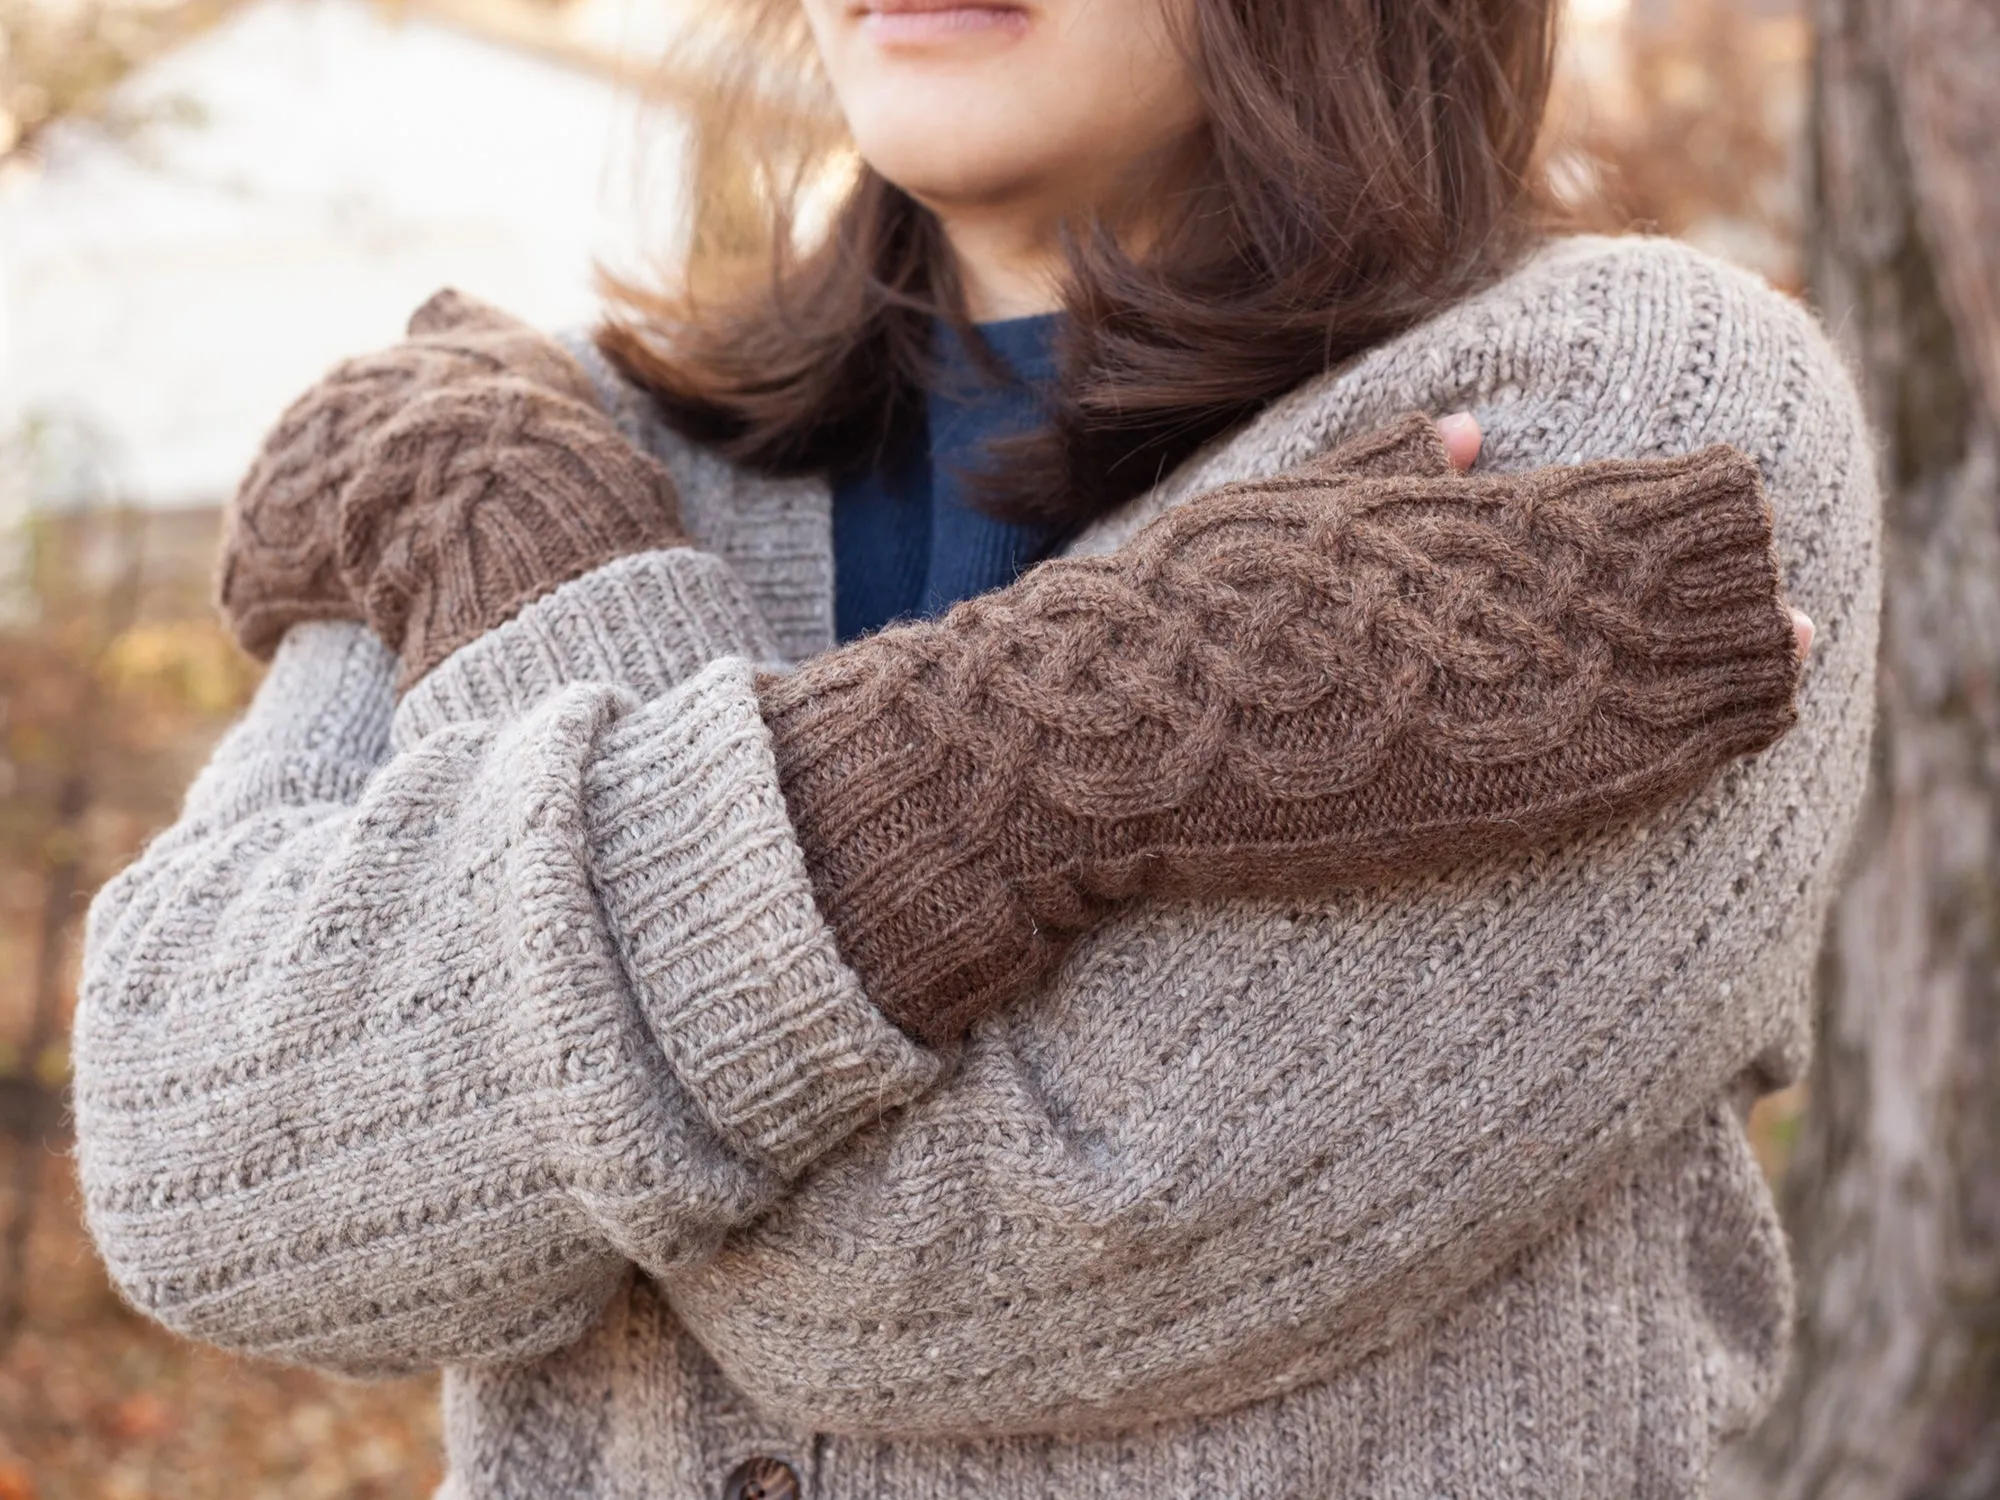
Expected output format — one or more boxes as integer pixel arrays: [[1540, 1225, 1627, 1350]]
[[938, 205, 1068, 321], [931, 142, 1195, 321]]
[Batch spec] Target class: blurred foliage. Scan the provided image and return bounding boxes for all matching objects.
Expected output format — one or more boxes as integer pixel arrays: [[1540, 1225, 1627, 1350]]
[[0, 0, 234, 161], [99, 618, 261, 717], [1553, 0, 1808, 289]]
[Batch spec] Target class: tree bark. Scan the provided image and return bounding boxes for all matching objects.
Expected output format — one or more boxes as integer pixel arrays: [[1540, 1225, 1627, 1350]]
[[1721, 0, 2000, 1496]]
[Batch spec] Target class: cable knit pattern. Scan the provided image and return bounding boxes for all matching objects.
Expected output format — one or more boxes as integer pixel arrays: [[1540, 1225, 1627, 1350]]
[[338, 374, 689, 688], [767, 443, 1798, 1043], [217, 290, 607, 657], [77, 236, 1881, 1500], [352, 386, 1797, 1048], [219, 291, 689, 688], [373, 397, 1800, 1049]]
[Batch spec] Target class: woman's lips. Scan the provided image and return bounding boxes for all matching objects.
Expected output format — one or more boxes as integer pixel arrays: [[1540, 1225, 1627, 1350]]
[[855, 4, 1030, 45]]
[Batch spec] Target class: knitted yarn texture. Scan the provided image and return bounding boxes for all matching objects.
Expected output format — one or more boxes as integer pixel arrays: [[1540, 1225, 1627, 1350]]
[[218, 290, 689, 686], [766, 441, 1800, 1044], [239, 305, 1803, 1048], [233, 328, 1801, 1047], [76, 236, 1881, 1500]]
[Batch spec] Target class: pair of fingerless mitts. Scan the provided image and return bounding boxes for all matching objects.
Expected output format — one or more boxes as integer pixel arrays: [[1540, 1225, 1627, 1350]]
[[219, 292, 1802, 1049]]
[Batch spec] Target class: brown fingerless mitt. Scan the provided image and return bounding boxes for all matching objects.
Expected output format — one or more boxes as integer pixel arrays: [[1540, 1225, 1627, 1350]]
[[221, 301, 1800, 1058], [218, 290, 689, 686], [761, 440, 1801, 1047], [335, 373, 689, 687]]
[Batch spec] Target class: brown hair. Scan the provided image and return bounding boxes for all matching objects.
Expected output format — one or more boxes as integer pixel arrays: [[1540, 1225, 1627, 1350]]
[[597, 0, 1561, 529]]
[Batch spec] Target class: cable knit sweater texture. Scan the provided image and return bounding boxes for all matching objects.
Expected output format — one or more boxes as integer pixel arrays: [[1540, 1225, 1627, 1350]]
[[75, 236, 1881, 1500], [766, 439, 1799, 1044]]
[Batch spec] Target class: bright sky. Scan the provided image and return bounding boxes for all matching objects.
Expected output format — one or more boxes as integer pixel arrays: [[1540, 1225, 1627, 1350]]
[[0, 0, 678, 510]]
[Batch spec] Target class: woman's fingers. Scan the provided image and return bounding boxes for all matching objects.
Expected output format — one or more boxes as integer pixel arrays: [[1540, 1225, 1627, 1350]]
[[1792, 608, 1815, 660], [1436, 412, 1482, 471]]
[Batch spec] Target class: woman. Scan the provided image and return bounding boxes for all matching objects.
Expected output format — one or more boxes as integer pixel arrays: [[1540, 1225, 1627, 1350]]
[[75, 1, 1876, 1498]]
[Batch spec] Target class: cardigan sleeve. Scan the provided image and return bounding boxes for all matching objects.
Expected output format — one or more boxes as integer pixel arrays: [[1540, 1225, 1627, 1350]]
[[645, 246, 1883, 1435], [72, 550, 939, 1378], [78, 240, 1873, 1419]]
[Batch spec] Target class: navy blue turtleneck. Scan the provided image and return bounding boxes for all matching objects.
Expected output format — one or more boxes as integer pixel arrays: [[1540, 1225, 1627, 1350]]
[[831, 314, 1064, 643]]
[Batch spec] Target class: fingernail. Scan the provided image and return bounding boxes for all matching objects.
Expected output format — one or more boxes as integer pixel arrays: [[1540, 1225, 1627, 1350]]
[[1791, 609, 1815, 658], [1437, 412, 1476, 440]]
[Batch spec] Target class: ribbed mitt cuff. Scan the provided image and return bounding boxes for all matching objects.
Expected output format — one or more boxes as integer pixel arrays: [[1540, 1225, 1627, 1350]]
[[392, 548, 780, 750], [763, 442, 1802, 1048], [582, 659, 940, 1176]]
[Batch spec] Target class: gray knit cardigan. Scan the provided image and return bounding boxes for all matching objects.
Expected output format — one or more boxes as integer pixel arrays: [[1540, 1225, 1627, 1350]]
[[75, 235, 1881, 1500]]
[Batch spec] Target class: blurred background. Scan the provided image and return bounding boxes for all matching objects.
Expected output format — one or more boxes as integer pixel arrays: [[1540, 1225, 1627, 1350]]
[[3, 0, 1995, 1496]]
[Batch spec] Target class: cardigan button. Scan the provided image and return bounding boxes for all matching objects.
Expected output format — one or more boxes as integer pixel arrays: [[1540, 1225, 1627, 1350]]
[[723, 1456, 801, 1500]]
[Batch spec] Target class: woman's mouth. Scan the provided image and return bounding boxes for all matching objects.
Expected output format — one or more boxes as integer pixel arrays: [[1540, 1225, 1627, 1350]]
[[854, 2, 1031, 46]]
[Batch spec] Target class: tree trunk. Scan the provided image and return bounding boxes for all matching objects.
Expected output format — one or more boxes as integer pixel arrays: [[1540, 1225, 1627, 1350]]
[[1722, 0, 2000, 1496]]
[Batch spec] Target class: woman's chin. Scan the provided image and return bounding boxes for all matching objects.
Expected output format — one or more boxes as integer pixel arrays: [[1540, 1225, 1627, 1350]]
[[851, 130, 1058, 211]]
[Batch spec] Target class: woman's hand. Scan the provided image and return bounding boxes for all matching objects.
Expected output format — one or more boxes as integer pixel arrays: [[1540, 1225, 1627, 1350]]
[[1436, 409, 1483, 471], [217, 291, 690, 690]]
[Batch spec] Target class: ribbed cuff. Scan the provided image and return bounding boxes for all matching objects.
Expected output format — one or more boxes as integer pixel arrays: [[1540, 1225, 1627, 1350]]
[[262, 622, 398, 756], [184, 623, 395, 823], [583, 658, 940, 1177], [391, 549, 780, 749], [1606, 445, 1801, 741]]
